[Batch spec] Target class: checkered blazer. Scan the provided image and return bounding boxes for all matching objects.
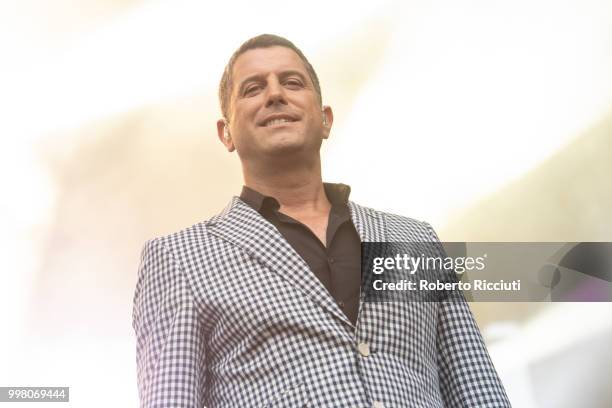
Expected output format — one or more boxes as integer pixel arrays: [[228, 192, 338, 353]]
[[132, 197, 511, 407]]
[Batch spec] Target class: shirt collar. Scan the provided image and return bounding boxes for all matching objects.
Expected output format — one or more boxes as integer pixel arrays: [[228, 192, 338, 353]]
[[239, 182, 352, 214]]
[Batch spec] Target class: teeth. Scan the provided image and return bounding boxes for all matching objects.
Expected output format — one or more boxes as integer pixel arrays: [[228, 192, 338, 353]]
[[265, 118, 292, 126]]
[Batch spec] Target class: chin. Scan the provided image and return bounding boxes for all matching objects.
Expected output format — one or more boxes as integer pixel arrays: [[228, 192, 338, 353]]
[[264, 142, 306, 157], [262, 133, 308, 154]]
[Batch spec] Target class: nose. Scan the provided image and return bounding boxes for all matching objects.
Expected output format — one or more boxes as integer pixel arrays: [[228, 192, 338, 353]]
[[264, 78, 288, 108]]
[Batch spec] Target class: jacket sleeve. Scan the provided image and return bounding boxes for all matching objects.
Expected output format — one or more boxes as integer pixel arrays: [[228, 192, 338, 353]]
[[132, 239, 207, 408], [424, 223, 512, 407]]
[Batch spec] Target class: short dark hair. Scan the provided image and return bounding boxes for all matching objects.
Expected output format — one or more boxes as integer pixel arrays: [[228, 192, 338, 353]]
[[218, 34, 322, 119]]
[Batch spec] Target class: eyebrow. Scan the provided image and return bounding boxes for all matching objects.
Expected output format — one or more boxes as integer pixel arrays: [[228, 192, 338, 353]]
[[236, 70, 308, 95]]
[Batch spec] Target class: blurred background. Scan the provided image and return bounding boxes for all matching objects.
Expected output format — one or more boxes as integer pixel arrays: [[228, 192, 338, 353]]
[[1, 0, 611, 406]]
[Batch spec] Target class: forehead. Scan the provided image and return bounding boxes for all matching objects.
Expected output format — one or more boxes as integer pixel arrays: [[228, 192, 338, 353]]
[[232, 46, 309, 83]]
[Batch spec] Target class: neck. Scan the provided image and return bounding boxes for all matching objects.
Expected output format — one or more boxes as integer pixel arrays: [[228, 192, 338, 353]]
[[242, 156, 330, 215]]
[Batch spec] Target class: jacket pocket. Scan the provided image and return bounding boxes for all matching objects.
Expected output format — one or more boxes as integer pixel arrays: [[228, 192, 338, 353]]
[[264, 382, 309, 408]]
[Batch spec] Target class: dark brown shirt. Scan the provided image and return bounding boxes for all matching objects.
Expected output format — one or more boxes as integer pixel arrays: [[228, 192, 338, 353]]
[[239, 183, 361, 325]]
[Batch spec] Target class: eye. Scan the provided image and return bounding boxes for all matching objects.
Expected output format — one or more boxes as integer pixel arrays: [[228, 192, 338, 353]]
[[243, 84, 263, 96], [284, 78, 304, 89]]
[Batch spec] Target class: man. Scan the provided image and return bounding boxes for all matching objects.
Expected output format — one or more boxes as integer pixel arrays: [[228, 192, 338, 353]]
[[132, 34, 511, 407]]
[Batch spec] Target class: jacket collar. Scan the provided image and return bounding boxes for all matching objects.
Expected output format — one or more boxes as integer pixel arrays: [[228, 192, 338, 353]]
[[206, 196, 385, 331]]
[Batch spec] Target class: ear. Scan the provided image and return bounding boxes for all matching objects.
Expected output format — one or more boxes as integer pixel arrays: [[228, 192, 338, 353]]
[[321, 105, 334, 140], [216, 118, 235, 152]]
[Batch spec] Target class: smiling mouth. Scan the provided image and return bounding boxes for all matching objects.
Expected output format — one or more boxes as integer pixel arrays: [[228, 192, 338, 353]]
[[260, 117, 298, 127]]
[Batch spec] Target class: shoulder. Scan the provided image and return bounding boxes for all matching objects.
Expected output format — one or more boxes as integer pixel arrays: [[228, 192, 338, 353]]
[[137, 221, 210, 276], [147, 197, 242, 256], [350, 201, 440, 242], [149, 220, 211, 254], [137, 217, 223, 283]]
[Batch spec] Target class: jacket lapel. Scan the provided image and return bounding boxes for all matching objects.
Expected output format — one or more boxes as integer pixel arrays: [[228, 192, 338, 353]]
[[207, 197, 353, 330], [348, 201, 386, 243], [206, 197, 386, 331], [347, 201, 387, 329]]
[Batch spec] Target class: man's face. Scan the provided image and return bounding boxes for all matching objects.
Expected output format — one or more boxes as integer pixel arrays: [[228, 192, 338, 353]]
[[218, 46, 332, 161]]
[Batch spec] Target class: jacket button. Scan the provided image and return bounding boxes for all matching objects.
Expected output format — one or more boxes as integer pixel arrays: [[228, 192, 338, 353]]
[[357, 342, 370, 357]]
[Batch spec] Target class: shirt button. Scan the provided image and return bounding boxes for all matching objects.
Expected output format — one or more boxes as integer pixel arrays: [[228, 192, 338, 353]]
[[372, 401, 384, 408], [357, 342, 370, 357]]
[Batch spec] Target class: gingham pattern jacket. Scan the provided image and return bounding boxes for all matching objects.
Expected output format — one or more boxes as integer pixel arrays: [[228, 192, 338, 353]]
[[132, 197, 511, 407]]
